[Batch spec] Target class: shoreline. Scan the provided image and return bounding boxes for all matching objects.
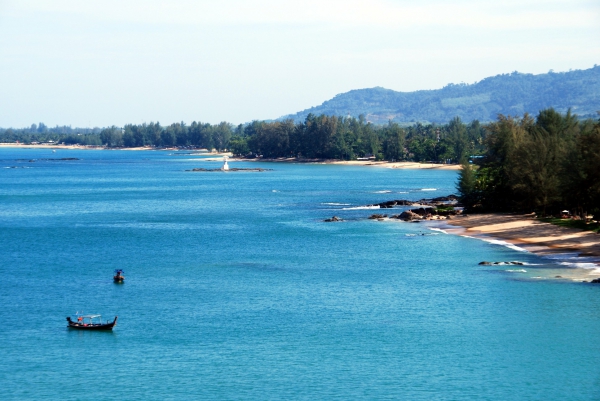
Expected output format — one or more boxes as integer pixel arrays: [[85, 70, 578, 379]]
[[431, 213, 600, 281], [233, 157, 461, 170], [1, 144, 460, 169]]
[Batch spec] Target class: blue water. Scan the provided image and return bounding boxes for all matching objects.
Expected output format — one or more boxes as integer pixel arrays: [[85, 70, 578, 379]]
[[1, 148, 600, 400]]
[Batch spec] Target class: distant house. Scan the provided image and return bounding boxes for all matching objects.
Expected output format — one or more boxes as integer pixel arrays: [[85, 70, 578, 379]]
[[357, 154, 376, 161]]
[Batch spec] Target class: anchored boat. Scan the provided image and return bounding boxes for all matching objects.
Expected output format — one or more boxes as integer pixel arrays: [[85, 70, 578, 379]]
[[113, 269, 125, 283], [66, 314, 118, 330]]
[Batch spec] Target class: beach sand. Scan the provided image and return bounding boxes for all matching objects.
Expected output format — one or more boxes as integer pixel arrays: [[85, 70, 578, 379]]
[[438, 214, 600, 281], [238, 157, 461, 170], [1, 145, 460, 170]]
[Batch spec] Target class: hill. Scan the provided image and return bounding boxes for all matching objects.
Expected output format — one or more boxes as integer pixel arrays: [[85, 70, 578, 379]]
[[280, 65, 600, 124]]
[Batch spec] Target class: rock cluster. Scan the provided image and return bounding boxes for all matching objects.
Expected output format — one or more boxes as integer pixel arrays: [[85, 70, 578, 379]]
[[478, 261, 525, 266], [324, 216, 342, 222]]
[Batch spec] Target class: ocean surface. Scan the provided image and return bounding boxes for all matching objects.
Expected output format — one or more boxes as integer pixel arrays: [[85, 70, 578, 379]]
[[1, 148, 600, 400]]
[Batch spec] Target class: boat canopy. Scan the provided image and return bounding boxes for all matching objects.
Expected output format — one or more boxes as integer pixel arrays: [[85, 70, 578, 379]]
[[74, 314, 102, 319]]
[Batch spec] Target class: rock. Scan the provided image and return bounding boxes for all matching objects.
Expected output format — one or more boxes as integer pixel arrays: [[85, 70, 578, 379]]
[[479, 261, 492, 265], [509, 261, 524, 265], [399, 211, 419, 221], [368, 214, 385, 219], [555, 276, 562, 278], [590, 278, 600, 284], [324, 216, 342, 222]]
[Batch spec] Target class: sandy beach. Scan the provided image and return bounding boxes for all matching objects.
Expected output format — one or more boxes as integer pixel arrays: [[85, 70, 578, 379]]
[[0, 143, 98, 150], [1, 145, 460, 170], [439, 213, 600, 280], [237, 157, 461, 170]]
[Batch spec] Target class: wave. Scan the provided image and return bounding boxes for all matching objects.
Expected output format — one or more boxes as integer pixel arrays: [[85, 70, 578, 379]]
[[541, 253, 600, 270], [420, 188, 437, 191], [505, 269, 527, 273], [480, 238, 529, 252], [429, 228, 448, 234], [559, 261, 600, 270], [342, 205, 380, 210], [321, 202, 351, 206], [373, 190, 392, 194]]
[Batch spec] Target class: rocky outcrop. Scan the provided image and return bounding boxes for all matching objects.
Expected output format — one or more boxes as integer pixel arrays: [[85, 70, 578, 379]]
[[324, 216, 342, 222], [368, 214, 387, 219], [479, 261, 525, 266]]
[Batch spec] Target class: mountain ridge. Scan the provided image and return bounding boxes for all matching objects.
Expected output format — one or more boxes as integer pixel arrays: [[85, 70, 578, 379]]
[[279, 66, 600, 124]]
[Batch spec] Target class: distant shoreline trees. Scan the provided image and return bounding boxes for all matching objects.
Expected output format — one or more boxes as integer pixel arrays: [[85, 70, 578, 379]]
[[0, 114, 488, 163]]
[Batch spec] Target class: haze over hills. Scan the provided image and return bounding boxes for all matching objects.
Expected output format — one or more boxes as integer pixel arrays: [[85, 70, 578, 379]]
[[280, 65, 600, 124]]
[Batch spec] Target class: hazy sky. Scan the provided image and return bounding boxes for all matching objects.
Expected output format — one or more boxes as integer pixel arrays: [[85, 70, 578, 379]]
[[1, 0, 599, 128]]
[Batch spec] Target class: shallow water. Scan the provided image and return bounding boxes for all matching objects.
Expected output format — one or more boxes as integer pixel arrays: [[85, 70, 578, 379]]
[[1, 148, 600, 400]]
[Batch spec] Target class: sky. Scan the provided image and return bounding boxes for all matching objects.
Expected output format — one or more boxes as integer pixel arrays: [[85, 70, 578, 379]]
[[0, 0, 599, 128]]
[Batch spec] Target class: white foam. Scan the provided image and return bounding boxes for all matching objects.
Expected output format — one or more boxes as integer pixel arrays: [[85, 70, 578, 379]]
[[272, 190, 279, 192], [321, 202, 351, 206], [429, 228, 448, 234], [559, 261, 600, 270], [481, 238, 529, 252], [373, 190, 392, 194], [505, 269, 527, 273], [420, 188, 437, 191], [342, 205, 380, 210]]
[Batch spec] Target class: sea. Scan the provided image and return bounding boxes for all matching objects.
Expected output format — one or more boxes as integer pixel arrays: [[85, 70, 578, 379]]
[[1, 148, 600, 400]]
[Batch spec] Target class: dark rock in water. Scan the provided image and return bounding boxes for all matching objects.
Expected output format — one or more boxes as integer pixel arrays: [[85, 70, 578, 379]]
[[555, 276, 562, 278], [479, 261, 492, 265], [399, 211, 421, 221], [368, 214, 385, 219], [324, 216, 342, 222], [431, 195, 459, 202], [590, 278, 600, 284], [367, 199, 413, 208]]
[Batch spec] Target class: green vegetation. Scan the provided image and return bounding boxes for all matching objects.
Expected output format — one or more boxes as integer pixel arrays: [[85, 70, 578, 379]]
[[0, 114, 487, 163], [540, 218, 600, 233], [456, 109, 600, 219], [281, 66, 600, 124]]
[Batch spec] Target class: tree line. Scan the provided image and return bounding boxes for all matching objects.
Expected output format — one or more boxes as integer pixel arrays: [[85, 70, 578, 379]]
[[0, 115, 487, 163], [230, 114, 486, 163], [457, 108, 600, 218]]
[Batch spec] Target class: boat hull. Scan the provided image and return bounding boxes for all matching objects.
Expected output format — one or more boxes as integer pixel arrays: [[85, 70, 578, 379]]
[[66, 316, 117, 331]]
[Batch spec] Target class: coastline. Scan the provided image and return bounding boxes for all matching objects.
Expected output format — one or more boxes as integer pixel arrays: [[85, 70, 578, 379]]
[[234, 157, 461, 170], [432, 213, 600, 281], [0, 144, 459, 169]]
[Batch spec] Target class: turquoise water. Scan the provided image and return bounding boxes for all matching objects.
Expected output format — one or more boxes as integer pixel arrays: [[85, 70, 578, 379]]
[[1, 148, 600, 400]]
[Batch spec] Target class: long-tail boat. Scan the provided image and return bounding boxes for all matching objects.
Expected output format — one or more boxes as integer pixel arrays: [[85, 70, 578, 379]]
[[66, 314, 118, 330]]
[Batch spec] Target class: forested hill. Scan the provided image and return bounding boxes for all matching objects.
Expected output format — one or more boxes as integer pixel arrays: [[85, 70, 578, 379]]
[[280, 66, 600, 124]]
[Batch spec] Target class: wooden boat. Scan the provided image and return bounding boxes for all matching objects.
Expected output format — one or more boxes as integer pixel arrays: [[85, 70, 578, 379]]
[[113, 269, 125, 283], [66, 314, 118, 330]]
